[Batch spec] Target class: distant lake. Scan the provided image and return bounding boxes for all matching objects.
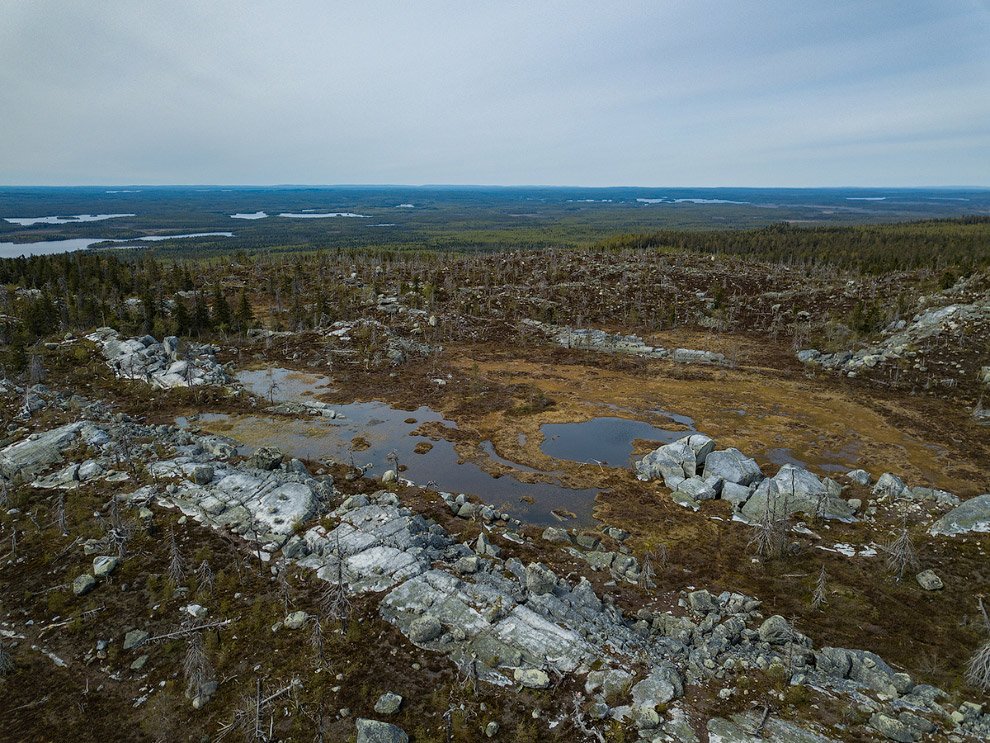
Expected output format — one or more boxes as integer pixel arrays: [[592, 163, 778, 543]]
[[231, 211, 269, 219], [278, 212, 370, 218], [0, 232, 234, 258], [4, 213, 135, 226]]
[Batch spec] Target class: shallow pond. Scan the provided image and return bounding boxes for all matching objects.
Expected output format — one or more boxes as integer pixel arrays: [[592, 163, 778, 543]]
[[540, 416, 694, 467], [237, 367, 333, 403], [191, 396, 600, 526]]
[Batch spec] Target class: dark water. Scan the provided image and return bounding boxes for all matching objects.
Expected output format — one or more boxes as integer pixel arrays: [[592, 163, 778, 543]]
[[193, 401, 599, 526], [540, 416, 694, 467]]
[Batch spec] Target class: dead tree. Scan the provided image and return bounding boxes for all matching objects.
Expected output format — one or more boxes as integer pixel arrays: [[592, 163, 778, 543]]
[[54, 491, 67, 535], [882, 524, 919, 582], [183, 632, 215, 701], [749, 490, 787, 559], [196, 559, 214, 598], [966, 640, 990, 692], [276, 561, 292, 614], [168, 527, 186, 586], [0, 638, 14, 676], [310, 616, 327, 668], [811, 564, 828, 609], [317, 558, 350, 637], [639, 550, 656, 590]]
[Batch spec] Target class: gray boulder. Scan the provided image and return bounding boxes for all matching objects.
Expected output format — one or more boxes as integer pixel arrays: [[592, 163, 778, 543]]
[[720, 481, 752, 508], [73, 574, 97, 596], [247, 446, 284, 471], [930, 494, 990, 536], [123, 629, 150, 651], [703, 448, 762, 487], [672, 348, 725, 365], [92, 555, 119, 578], [190, 465, 214, 485], [526, 562, 557, 595], [916, 569, 944, 591], [408, 614, 443, 643], [758, 615, 795, 645], [846, 469, 872, 486], [634, 434, 714, 488], [816, 647, 912, 696], [541, 526, 572, 544], [873, 473, 910, 499], [585, 668, 633, 699], [631, 665, 683, 706], [869, 713, 917, 743], [374, 692, 402, 715], [355, 719, 409, 743], [741, 464, 854, 522], [513, 668, 550, 689], [676, 476, 717, 501]]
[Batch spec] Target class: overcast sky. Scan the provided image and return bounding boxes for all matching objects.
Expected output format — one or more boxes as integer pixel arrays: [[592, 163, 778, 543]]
[[2, 1, 988, 187]]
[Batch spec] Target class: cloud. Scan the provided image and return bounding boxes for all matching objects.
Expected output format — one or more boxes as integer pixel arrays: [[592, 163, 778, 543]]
[[1, 0, 987, 185]]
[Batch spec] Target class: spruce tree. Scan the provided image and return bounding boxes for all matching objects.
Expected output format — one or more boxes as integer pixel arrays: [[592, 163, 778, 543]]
[[213, 286, 232, 332], [236, 290, 254, 330]]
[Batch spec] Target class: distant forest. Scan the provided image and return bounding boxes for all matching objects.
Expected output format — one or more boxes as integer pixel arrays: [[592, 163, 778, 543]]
[[1, 216, 987, 361], [594, 217, 990, 274]]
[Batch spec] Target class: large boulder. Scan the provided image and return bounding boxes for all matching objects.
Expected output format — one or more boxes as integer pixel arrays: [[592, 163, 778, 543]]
[[740, 464, 854, 522], [873, 473, 910, 499], [815, 647, 912, 696], [634, 434, 714, 489], [702, 448, 763, 487], [630, 665, 683, 707], [0, 422, 85, 480], [930, 494, 990, 536]]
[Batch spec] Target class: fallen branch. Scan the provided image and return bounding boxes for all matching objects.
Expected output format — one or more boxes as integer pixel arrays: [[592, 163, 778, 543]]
[[38, 604, 108, 638], [147, 618, 235, 643]]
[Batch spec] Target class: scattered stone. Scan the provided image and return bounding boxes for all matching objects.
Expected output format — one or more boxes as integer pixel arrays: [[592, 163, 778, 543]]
[[123, 629, 149, 651], [73, 574, 97, 596], [484, 721, 499, 737], [185, 604, 209, 619], [374, 691, 403, 715], [281, 611, 307, 629], [130, 654, 149, 671], [916, 570, 944, 591], [873, 473, 910, 499], [514, 668, 550, 689], [92, 555, 119, 578]]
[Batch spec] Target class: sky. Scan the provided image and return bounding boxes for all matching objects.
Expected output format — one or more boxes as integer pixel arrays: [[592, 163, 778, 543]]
[[1, 1, 988, 187]]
